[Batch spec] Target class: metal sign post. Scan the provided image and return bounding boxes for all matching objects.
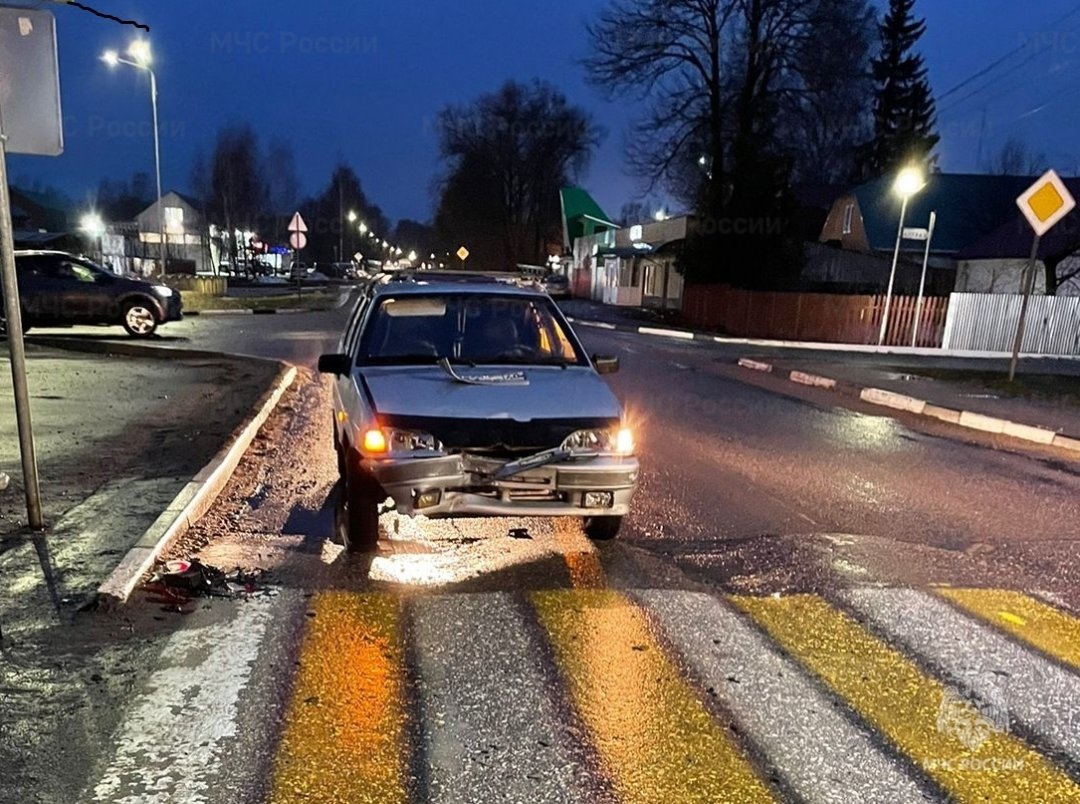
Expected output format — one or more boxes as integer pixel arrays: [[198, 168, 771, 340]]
[[911, 211, 937, 347], [1009, 170, 1077, 381], [1008, 234, 1041, 382], [0, 109, 44, 530]]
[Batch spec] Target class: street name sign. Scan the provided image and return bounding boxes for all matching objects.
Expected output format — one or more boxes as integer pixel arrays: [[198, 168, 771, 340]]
[[1016, 170, 1076, 236], [902, 227, 929, 241]]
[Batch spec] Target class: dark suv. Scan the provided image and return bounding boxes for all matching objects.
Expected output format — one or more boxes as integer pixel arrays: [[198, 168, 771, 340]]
[[1, 251, 182, 338]]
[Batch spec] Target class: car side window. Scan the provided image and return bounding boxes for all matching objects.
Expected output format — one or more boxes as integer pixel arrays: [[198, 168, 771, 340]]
[[342, 291, 371, 357], [60, 261, 100, 283]]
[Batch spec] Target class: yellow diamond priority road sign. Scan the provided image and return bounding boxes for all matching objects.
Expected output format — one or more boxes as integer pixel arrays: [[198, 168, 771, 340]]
[[1017, 170, 1076, 236], [456, 246, 470, 262]]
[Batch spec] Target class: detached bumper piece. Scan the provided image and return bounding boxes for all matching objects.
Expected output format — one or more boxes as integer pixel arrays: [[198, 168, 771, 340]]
[[366, 452, 639, 517]]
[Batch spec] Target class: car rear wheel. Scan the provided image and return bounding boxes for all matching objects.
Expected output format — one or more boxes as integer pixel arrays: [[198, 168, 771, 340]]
[[335, 453, 381, 553], [122, 301, 158, 338], [584, 515, 622, 541]]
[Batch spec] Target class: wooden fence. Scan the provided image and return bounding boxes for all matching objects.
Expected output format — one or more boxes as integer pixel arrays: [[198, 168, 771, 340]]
[[682, 285, 950, 347]]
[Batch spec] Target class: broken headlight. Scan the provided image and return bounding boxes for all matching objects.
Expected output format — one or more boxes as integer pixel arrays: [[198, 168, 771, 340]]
[[561, 426, 634, 456]]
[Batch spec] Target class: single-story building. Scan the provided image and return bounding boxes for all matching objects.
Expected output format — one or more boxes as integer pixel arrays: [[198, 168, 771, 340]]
[[563, 187, 689, 309]]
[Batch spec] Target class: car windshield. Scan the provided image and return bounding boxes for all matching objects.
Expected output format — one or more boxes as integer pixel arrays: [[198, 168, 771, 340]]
[[356, 292, 586, 366]]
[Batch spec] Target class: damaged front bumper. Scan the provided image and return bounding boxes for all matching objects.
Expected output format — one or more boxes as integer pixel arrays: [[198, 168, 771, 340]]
[[363, 450, 639, 517]]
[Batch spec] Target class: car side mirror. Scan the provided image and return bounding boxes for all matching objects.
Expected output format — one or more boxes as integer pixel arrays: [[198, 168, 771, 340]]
[[593, 355, 620, 375], [318, 353, 352, 376]]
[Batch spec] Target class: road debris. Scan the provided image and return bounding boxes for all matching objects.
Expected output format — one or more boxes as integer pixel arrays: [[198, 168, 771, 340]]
[[143, 559, 275, 613]]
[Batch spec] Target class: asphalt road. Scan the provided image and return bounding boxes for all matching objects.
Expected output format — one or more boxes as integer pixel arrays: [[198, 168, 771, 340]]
[[7, 307, 1080, 803]]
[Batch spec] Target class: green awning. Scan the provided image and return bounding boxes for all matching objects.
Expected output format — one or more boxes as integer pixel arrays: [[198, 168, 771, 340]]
[[561, 187, 617, 247]]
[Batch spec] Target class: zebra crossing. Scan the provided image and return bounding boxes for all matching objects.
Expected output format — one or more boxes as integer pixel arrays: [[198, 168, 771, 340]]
[[89, 584, 1080, 803]]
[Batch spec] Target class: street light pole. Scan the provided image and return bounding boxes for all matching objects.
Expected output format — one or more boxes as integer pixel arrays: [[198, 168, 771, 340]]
[[102, 43, 164, 276], [879, 194, 909, 346], [149, 67, 165, 276], [878, 166, 927, 347]]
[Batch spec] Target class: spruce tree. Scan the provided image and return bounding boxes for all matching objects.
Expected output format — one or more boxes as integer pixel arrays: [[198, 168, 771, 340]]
[[867, 0, 939, 176]]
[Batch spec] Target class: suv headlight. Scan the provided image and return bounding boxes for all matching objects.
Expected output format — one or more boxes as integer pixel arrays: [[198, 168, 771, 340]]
[[562, 426, 634, 456], [362, 427, 443, 456], [152, 285, 174, 298]]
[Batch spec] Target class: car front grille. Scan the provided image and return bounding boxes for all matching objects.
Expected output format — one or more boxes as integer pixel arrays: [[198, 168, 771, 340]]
[[378, 414, 618, 456]]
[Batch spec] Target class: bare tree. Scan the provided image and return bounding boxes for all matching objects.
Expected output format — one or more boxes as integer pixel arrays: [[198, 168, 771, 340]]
[[984, 136, 1047, 177], [434, 80, 602, 271], [585, 0, 876, 285]]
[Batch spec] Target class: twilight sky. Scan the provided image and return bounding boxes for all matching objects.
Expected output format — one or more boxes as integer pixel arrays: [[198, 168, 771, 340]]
[[7, 0, 1080, 224]]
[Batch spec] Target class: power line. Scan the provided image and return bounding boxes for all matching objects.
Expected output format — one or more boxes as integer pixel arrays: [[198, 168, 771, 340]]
[[936, 1, 1080, 103], [47, 1, 150, 31]]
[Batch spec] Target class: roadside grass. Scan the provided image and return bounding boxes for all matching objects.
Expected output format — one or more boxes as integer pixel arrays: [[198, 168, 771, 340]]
[[897, 367, 1080, 404], [181, 290, 341, 312]]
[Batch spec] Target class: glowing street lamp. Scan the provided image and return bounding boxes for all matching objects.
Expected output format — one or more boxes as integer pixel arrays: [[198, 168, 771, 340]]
[[102, 40, 165, 274], [79, 213, 106, 262], [878, 165, 927, 346], [347, 210, 357, 223], [358, 222, 368, 235], [408, 250, 417, 262]]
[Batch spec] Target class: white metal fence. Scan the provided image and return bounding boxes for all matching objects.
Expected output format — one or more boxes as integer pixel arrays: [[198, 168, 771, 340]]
[[942, 292, 1080, 355]]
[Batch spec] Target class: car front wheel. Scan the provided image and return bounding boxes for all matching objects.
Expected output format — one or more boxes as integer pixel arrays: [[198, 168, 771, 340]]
[[122, 301, 158, 338], [335, 454, 381, 553], [584, 515, 622, 541]]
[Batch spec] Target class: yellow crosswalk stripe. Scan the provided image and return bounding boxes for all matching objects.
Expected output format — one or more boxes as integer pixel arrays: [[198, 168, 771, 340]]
[[531, 589, 775, 804], [552, 519, 607, 589], [734, 594, 1080, 803], [270, 592, 409, 804], [937, 588, 1080, 673]]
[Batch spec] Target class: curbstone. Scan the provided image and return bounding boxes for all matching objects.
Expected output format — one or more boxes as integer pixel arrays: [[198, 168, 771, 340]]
[[957, 411, 1007, 435], [637, 326, 695, 340], [1053, 435, 1080, 452], [738, 358, 773, 373], [790, 370, 837, 390], [96, 363, 299, 606], [923, 404, 962, 425], [860, 387, 927, 415], [1002, 421, 1057, 445], [197, 308, 255, 316]]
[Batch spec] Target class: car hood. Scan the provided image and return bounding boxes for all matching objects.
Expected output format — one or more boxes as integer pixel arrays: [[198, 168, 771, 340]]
[[358, 364, 623, 421]]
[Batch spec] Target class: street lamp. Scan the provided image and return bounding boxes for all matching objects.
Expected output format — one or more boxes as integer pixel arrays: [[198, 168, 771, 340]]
[[878, 165, 927, 346], [102, 40, 165, 276], [347, 210, 357, 223], [79, 213, 106, 262], [358, 222, 368, 235]]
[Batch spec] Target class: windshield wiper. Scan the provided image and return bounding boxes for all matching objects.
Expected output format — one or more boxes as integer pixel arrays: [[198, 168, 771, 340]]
[[437, 357, 529, 386]]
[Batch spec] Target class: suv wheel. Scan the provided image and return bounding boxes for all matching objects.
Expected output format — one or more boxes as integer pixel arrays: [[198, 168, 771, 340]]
[[584, 515, 622, 541], [335, 454, 381, 553], [122, 301, 158, 338]]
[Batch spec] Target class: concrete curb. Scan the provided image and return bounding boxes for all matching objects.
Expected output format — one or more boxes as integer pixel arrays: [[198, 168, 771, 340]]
[[736, 357, 1080, 454], [96, 363, 298, 605], [184, 307, 313, 317]]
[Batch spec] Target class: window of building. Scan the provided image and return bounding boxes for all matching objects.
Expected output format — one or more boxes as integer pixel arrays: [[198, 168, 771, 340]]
[[842, 203, 854, 235]]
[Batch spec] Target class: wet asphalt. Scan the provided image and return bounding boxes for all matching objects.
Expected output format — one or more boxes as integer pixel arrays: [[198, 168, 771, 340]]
[[6, 304, 1080, 802]]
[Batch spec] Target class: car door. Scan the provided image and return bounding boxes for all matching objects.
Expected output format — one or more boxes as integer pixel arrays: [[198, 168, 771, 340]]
[[42, 257, 116, 323], [15, 255, 64, 324]]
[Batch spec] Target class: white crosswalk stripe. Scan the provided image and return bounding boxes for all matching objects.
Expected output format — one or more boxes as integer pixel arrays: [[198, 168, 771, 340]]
[[842, 587, 1080, 767], [411, 594, 600, 803], [635, 589, 933, 803]]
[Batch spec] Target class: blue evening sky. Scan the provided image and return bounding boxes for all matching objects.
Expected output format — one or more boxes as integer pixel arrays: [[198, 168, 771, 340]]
[[8, 0, 1080, 223]]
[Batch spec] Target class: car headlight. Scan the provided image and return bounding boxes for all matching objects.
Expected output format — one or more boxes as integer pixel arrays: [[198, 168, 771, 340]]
[[362, 427, 443, 455], [152, 285, 174, 298], [562, 426, 634, 456]]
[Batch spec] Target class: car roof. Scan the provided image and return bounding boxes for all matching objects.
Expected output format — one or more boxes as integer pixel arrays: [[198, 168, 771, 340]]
[[370, 273, 546, 298], [13, 250, 75, 258]]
